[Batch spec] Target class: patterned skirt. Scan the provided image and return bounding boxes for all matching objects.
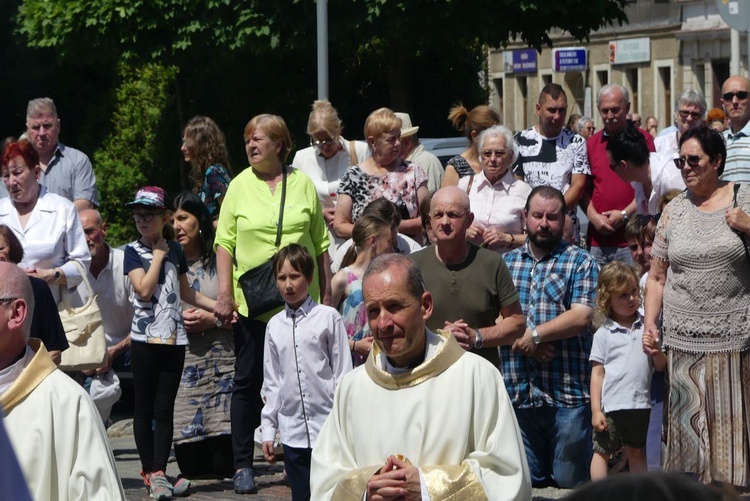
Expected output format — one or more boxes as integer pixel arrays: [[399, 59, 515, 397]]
[[663, 348, 750, 486]]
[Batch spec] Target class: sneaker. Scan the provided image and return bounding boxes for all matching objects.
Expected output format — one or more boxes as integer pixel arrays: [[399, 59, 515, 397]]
[[233, 467, 257, 494], [170, 476, 190, 497], [149, 472, 173, 500]]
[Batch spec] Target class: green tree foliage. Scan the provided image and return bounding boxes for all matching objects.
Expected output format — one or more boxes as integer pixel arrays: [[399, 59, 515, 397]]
[[95, 63, 178, 246]]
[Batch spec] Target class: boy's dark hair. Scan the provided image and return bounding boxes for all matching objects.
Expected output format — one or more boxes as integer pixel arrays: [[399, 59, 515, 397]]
[[273, 243, 315, 280], [606, 124, 650, 168]]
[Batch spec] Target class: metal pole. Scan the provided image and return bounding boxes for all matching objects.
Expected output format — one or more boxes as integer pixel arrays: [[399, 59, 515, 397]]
[[731, 28, 740, 75], [316, 0, 329, 100]]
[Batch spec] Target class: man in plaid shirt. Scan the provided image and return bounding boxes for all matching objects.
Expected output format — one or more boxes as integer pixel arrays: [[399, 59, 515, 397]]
[[500, 186, 599, 488]]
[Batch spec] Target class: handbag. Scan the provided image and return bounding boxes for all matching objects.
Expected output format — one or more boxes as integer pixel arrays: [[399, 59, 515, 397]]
[[238, 165, 287, 317], [58, 261, 108, 371], [732, 183, 750, 269]]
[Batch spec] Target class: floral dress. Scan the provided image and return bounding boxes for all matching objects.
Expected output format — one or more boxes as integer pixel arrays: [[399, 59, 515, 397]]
[[337, 159, 427, 222], [339, 267, 369, 366], [200, 164, 232, 220], [173, 259, 235, 452]]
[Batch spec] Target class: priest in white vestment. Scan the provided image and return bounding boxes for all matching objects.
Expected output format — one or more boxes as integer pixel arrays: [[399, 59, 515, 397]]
[[310, 254, 531, 501], [0, 262, 125, 501]]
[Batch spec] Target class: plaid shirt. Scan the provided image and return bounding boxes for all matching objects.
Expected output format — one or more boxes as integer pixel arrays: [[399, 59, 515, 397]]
[[500, 241, 599, 408]]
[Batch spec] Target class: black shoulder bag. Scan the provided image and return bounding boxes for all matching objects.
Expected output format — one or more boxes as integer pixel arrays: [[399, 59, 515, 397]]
[[732, 183, 750, 269], [238, 165, 287, 317]]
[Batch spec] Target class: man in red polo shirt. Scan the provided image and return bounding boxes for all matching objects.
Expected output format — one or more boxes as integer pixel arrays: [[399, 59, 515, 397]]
[[583, 84, 655, 265]]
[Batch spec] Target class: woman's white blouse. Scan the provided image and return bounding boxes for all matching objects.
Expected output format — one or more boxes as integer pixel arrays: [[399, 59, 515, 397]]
[[457, 169, 532, 236], [0, 186, 91, 301]]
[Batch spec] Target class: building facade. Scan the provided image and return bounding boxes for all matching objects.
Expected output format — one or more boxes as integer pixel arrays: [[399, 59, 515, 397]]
[[489, 0, 742, 133]]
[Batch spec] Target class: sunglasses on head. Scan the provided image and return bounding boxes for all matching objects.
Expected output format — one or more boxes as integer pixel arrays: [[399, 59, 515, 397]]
[[722, 91, 749, 101], [673, 155, 704, 169]]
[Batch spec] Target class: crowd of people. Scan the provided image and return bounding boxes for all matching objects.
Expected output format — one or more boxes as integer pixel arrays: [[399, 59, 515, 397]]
[[1, 72, 750, 501]]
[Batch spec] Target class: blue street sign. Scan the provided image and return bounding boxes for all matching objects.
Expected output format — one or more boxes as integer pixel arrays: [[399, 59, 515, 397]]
[[553, 48, 587, 72]]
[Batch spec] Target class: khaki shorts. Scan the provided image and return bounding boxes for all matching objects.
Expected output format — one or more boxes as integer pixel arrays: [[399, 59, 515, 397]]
[[593, 408, 651, 455]]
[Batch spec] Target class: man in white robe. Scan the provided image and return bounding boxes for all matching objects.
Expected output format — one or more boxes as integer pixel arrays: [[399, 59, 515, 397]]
[[0, 262, 125, 501], [310, 254, 531, 501]]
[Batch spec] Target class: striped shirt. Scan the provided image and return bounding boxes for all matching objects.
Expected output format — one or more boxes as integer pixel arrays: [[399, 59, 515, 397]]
[[500, 241, 599, 408], [723, 122, 750, 184]]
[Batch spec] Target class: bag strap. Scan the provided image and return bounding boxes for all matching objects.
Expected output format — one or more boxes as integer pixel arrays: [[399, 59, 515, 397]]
[[59, 260, 97, 309], [349, 140, 358, 166], [275, 165, 288, 248], [465, 174, 474, 194], [733, 183, 750, 269]]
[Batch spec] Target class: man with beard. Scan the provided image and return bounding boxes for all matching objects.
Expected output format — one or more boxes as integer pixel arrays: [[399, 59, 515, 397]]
[[500, 186, 599, 488]]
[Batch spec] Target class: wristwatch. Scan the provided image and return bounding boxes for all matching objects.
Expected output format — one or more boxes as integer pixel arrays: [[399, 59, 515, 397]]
[[473, 329, 483, 349], [621, 210, 629, 223], [54, 269, 62, 281], [531, 328, 541, 345]]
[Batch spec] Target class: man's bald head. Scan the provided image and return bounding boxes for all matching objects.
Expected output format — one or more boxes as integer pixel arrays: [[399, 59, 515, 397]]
[[430, 186, 470, 214], [79, 209, 103, 227], [0, 263, 34, 370], [722, 75, 750, 131]]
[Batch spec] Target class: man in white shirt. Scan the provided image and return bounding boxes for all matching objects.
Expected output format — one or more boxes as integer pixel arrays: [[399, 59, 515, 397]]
[[654, 89, 706, 158], [310, 254, 531, 500], [606, 127, 685, 215], [0, 262, 124, 500], [513, 84, 590, 244], [77, 209, 134, 421]]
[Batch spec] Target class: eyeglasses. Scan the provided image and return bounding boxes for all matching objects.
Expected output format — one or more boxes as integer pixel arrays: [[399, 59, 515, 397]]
[[673, 155, 705, 169], [678, 109, 703, 120], [481, 149, 507, 159], [133, 212, 158, 223], [722, 91, 749, 101], [310, 137, 336, 148]]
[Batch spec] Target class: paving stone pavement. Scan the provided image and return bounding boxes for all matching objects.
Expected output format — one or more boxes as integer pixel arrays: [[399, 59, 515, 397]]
[[109, 418, 572, 500]]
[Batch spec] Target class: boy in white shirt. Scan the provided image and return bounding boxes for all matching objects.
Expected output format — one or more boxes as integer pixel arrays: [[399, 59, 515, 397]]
[[261, 244, 352, 501]]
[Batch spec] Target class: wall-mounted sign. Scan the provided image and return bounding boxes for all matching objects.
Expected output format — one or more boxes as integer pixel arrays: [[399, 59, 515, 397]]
[[553, 47, 587, 72], [503, 49, 538, 74], [609, 38, 651, 65]]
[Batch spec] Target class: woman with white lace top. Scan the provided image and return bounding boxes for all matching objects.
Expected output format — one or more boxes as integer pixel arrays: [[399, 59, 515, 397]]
[[644, 124, 750, 486]]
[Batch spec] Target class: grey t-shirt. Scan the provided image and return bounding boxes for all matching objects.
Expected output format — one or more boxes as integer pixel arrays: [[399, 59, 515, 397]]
[[41, 143, 99, 206]]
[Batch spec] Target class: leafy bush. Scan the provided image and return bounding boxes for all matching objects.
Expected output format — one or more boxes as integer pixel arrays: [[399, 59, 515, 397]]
[[94, 63, 178, 246]]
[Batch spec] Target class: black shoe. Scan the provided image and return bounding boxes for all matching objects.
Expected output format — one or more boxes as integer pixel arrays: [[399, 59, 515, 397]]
[[233, 468, 257, 494]]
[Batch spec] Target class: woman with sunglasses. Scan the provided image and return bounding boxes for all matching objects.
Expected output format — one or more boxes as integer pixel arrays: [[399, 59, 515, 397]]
[[644, 124, 750, 486], [292, 101, 369, 257]]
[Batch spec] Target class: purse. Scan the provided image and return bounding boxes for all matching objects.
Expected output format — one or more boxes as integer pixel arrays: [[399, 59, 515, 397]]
[[58, 261, 108, 371], [238, 165, 288, 317]]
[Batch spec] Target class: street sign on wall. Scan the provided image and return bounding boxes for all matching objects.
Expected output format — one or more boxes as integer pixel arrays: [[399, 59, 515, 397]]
[[553, 47, 587, 72], [609, 38, 651, 65], [503, 49, 538, 74]]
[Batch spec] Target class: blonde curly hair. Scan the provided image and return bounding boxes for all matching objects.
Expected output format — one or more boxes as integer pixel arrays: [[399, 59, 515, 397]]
[[594, 261, 641, 327]]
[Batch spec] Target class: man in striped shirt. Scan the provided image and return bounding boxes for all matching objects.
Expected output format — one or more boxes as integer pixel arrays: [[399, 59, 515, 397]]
[[721, 75, 750, 184]]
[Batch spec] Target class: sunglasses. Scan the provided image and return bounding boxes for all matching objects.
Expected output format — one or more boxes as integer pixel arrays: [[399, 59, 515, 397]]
[[722, 91, 749, 101], [673, 155, 704, 169], [310, 137, 336, 148], [678, 110, 703, 120]]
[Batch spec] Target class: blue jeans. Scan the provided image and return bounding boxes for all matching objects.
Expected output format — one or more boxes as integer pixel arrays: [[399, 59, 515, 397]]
[[514, 405, 592, 488], [588, 245, 634, 268]]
